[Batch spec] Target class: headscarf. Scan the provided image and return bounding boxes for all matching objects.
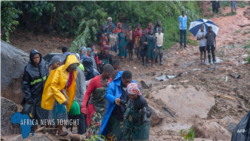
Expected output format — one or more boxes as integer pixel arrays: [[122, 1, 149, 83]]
[[87, 48, 92, 52], [79, 46, 88, 60], [49, 56, 61, 66], [149, 23, 152, 26], [107, 17, 112, 21], [116, 23, 122, 33], [102, 25, 106, 29], [127, 83, 141, 96]]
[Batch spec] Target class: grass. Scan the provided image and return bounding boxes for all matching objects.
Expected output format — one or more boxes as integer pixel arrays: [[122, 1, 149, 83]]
[[180, 127, 195, 141], [248, 57, 250, 62], [187, 38, 198, 46], [238, 1, 246, 8], [247, 50, 250, 54]]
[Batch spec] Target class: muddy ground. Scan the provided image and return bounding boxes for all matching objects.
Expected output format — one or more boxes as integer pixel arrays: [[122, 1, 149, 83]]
[[3, 2, 250, 141]]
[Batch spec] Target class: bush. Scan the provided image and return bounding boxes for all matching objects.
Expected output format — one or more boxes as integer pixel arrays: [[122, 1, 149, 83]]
[[1, 1, 22, 43]]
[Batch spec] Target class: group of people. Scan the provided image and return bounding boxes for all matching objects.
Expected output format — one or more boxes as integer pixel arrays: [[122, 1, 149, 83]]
[[21, 44, 151, 140], [212, 1, 238, 18], [95, 16, 166, 68]]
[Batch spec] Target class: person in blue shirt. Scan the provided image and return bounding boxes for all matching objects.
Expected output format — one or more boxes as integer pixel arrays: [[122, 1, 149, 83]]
[[179, 11, 188, 49]]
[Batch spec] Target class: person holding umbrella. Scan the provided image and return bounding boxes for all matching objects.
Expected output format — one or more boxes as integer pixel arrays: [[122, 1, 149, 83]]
[[205, 26, 217, 65], [197, 25, 207, 65]]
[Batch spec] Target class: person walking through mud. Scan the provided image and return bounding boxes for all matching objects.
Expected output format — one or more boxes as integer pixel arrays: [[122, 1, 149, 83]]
[[231, 1, 237, 13], [155, 27, 164, 66], [81, 64, 113, 139], [99, 71, 138, 141], [197, 25, 207, 65], [179, 11, 188, 49], [205, 26, 217, 65], [123, 83, 151, 141], [212, 0, 220, 18], [41, 55, 79, 136], [21, 49, 49, 129]]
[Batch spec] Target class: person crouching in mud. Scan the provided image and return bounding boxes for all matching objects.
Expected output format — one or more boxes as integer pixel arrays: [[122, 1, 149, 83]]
[[123, 83, 151, 141]]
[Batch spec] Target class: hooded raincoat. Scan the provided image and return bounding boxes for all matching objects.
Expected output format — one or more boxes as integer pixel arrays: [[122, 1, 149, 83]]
[[82, 57, 100, 81], [22, 49, 49, 121], [22, 50, 47, 104], [41, 55, 79, 112], [99, 71, 138, 136]]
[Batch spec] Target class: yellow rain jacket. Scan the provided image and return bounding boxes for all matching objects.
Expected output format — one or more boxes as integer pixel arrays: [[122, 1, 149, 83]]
[[41, 55, 79, 112]]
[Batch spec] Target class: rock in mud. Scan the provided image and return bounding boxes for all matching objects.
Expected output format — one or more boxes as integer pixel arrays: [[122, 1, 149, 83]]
[[151, 85, 215, 120], [194, 121, 231, 140], [147, 100, 164, 127], [1, 41, 29, 104], [1, 97, 21, 136]]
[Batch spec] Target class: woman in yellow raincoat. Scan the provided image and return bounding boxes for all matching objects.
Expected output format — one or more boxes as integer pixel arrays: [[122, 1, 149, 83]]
[[42, 55, 79, 136]]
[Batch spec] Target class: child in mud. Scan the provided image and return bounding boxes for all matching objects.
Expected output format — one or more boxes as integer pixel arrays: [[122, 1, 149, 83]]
[[197, 25, 207, 65]]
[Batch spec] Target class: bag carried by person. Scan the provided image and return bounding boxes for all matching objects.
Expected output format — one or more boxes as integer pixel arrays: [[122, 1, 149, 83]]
[[231, 110, 250, 141], [21, 102, 36, 119], [68, 100, 80, 115]]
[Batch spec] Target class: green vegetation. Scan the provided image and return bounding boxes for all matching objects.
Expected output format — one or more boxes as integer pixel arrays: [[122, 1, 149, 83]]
[[235, 30, 241, 33], [84, 135, 106, 141], [1, 1, 22, 43], [180, 127, 195, 141], [1, 1, 201, 51]]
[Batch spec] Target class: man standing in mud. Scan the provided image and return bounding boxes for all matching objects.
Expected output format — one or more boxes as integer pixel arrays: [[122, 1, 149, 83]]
[[205, 26, 217, 65], [179, 11, 188, 50], [197, 25, 207, 65]]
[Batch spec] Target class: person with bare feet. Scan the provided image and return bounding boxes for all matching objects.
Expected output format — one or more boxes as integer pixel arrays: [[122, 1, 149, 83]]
[[146, 29, 157, 68], [197, 25, 207, 65]]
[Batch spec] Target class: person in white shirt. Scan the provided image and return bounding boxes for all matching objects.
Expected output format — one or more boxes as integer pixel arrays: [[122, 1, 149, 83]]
[[196, 25, 207, 65], [155, 27, 164, 65]]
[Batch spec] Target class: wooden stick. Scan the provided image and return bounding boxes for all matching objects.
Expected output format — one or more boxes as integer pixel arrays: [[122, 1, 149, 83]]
[[239, 101, 249, 112]]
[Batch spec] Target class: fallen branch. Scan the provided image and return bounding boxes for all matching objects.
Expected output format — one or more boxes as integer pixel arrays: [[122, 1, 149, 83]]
[[238, 24, 250, 27], [216, 94, 237, 101]]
